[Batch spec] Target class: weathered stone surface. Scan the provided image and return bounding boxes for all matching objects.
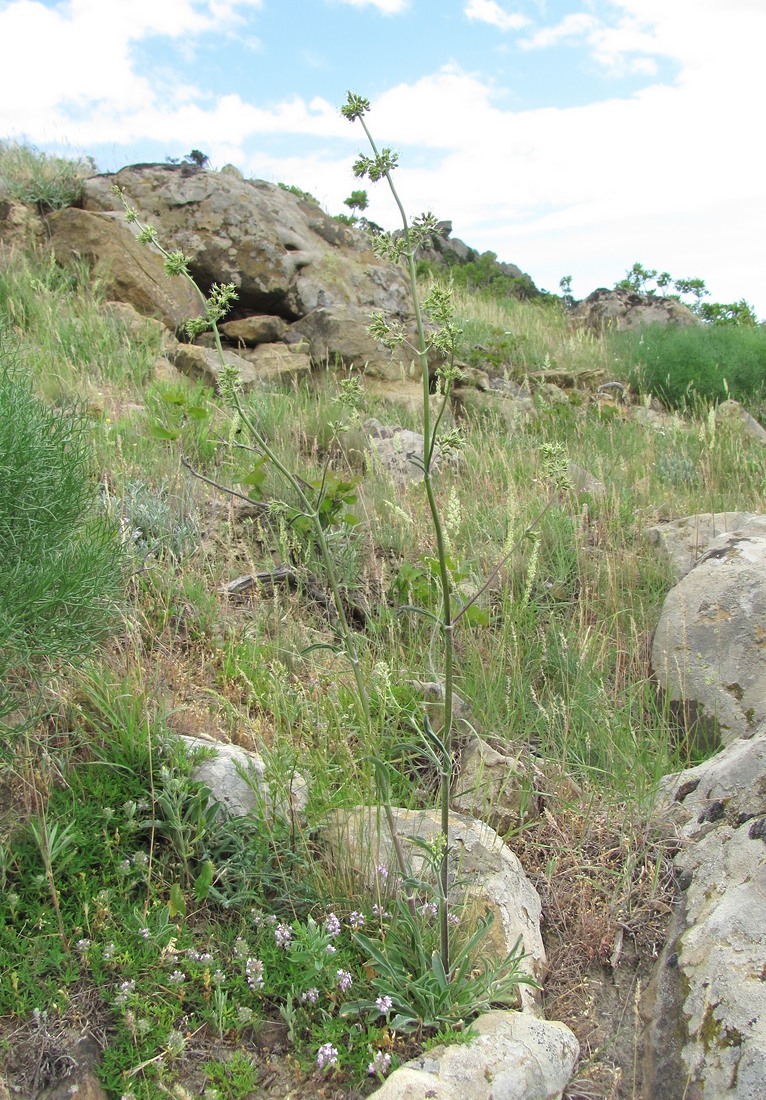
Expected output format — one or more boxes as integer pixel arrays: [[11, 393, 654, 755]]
[[646, 512, 764, 581], [0, 197, 45, 251], [363, 418, 445, 483], [82, 165, 411, 320], [237, 342, 312, 383], [220, 314, 288, 345], [715, 398, 766, 446], [45, 206, 203, 331], [289, 304, 410, 380], [654, 733, 766, 842], [572, 288, 699, 333], [100, 299, 168, 345], [451, 386, 535, 428], [323, 806, 546, 1011], [182, 735, 307, 822], [537, 382, 569, 406], [568, 462, 606, 497], [371, 1010, 578, 1100], [167, 342, 260, 390], [651, 522, 766, 747], [645, 737, 766, 1099], [452, 736, 541, 836]]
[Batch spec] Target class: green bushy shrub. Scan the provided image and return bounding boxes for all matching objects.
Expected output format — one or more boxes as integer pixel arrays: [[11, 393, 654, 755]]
[[0, 332, 124, 725], [610, 322, 766, 413]]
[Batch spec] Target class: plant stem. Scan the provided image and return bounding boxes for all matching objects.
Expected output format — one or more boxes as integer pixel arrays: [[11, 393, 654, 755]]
[[356, 113, 456, 976]]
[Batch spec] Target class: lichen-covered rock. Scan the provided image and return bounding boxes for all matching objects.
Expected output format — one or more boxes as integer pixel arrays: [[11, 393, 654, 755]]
[[651, 521, 766, 748], [452, 736, 541, 835], [646, 512, 764, 581], [166, 341, 261, 390], [646, 737, 766, 1099], [362, 418, 446, 483], [82, 165, 411, 320], [182, 736, 307, 822], [715, 399, 766, 446]]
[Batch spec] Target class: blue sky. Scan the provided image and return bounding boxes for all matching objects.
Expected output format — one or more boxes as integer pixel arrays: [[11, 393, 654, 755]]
[[1, 0, 765, 316]]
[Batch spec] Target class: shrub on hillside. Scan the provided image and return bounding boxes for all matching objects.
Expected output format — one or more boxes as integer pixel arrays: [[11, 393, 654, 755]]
[[0, 331, 124, 726], [417, 251, 542, 301], [610, 322, 766, 414]]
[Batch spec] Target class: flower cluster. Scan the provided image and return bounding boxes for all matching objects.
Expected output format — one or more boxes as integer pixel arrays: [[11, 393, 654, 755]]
[[316, 1042, 339, 1069], [367, 1051, 392, 1077]]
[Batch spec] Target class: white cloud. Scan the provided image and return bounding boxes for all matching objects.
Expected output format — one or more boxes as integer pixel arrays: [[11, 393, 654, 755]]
[[520, 11, 596, 48], [0, 0, 264, 135], [333, 0, 409, 13], [464, 0, 529, 32]]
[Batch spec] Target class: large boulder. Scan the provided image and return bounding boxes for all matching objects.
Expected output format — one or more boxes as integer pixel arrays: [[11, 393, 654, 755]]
[[646, 511, 765, 581], [82, 164, 411, 321], [651, 517, 766, 749], [45, 206, 203, 331], [371, 1010, 578, 1100], [572, 288, 699, 333], [644, 737, 766, 1098]]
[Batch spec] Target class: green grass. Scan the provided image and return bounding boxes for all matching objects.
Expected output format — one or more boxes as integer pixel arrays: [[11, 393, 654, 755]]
[[0, 139, 95, 211], [609, 321, 766, 416], [2, 229, 765, 1097]]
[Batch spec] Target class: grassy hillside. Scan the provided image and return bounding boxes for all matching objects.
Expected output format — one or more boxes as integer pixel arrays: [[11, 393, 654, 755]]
[[1, 214, 765, 1099]]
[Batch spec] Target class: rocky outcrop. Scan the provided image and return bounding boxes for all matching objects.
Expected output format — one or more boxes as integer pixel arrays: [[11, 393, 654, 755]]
[[46, 206, 203, 331], [572, 288, 699, 333], [644, 736, 766, 1099], [651, 516, 766, 749], [372, 1010, 578, 1100], [82, 164, 411, 321]]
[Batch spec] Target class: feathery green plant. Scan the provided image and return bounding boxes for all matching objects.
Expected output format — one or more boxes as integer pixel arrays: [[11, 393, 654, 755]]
[[0, 329, 124, 730]]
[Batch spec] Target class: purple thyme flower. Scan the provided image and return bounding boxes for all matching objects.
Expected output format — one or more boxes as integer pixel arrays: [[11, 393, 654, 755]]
[[336, 969, 353, 993], [316, 1043, 338, 1069], [274, 922, 292, 948], [324, 912, 341, 937]]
